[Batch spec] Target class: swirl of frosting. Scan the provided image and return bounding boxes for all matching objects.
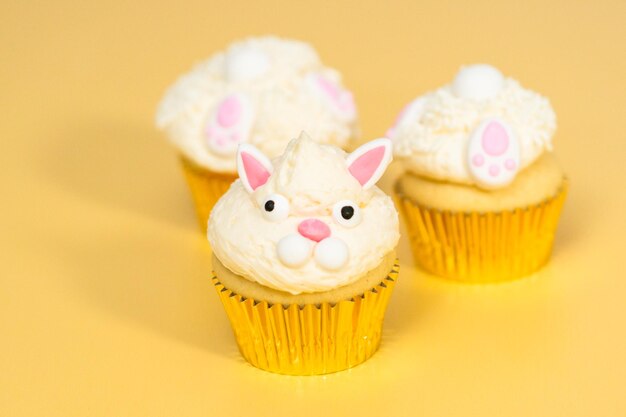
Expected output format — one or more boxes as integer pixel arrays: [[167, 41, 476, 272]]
[[208, 133, 399, 295], [388, 64, 556, 187], [156, 36, 358, 173]]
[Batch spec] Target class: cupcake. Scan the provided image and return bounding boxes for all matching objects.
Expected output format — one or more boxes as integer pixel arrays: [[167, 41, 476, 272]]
[[156, 36, 359, 230], [389, 64, 567, 283], [208, 133, 399, 375]]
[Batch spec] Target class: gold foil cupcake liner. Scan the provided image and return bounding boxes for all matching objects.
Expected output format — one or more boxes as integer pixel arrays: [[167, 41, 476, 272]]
[[180, 156, 237, 231], [212, 261, 399, 375], [395, 183, 568, 283]]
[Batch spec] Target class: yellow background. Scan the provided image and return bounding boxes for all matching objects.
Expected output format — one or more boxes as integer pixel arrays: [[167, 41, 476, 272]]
[[2, 0, 626, 415]]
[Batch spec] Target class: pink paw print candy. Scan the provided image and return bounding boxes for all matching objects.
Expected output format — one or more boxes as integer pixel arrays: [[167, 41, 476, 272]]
[[467, 119, 520, 189], [307, 73, 356, 121], [205, 93, 254, 156]]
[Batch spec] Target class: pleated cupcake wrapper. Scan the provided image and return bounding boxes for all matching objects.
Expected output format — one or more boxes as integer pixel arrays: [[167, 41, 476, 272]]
[[180, 156, 237, 231], [212, 261, 399, 375], [395, 183, 568, 283]]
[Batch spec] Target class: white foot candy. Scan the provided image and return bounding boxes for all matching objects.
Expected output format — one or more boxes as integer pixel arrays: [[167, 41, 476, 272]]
[[467, 118, 520, 189], [205, 93, 254, 156], [307, 73, 356, 122]]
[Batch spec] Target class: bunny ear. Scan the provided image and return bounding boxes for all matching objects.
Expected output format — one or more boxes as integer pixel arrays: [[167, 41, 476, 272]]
[[237, 144, 273, 193], [346, 138, 393, 189]]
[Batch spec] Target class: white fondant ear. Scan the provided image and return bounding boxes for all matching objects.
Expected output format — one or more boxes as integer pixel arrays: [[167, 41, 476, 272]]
[[236, 144, 273, 193], [346, 138, 393, 189]]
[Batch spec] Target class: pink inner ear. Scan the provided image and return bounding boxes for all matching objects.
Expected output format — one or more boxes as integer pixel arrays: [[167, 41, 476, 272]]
[[241, 152, 270, 190], [348, 146, 385, 186]]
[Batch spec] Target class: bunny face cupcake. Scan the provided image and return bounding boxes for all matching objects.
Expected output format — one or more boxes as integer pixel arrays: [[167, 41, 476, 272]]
[[208, 133, 399, 374], [389, 65, 567, 282], [156, 36, 358, 230]]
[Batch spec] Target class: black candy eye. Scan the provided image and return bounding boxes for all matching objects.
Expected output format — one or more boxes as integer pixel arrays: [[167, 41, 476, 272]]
[[261, 194, 290, 222], [341, 206, 354, 220], [332, 200, 361, 228]]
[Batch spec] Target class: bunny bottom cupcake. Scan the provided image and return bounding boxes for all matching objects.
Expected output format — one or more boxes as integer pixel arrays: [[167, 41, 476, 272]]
[[395, 153, 567, 283], [208, 134, 400, 375], [212, 253, 398, 375], [156, 37, 362, 233], [180, 156, 237, 230], [390, 65, 568, 282]]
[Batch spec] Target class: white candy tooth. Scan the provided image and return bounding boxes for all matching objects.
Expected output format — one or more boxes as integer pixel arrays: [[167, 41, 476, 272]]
[[277, 234, 312, 268], [314, 237, 349, 271]]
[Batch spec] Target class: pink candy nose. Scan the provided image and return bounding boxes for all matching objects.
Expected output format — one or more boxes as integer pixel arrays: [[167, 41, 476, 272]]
[[298, 219, 331, 242]]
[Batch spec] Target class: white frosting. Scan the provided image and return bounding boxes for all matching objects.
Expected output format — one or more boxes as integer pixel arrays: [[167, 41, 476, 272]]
[[156, 36, 358, 173], [390, 64, 556, 186], [208, 135, 399, 295]]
